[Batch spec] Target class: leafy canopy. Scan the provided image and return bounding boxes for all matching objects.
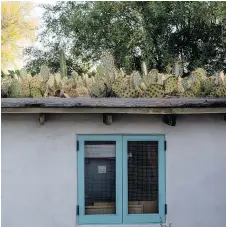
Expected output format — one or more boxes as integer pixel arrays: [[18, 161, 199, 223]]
[[24, 1, 226, 75], [1, 1, 37, 71]]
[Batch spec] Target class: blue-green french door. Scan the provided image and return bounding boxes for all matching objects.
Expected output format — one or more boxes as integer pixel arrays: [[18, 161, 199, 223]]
[[122, 135, 166, 224], [77, 135, 123, 224], [77, 135, 166, 225]]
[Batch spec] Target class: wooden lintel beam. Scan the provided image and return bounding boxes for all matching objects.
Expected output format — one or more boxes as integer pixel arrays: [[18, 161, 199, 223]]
[[103, 114, 113, 125], [162, 114, 177, 126]]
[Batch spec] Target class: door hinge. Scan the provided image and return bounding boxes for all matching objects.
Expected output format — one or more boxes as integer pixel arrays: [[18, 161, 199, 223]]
[[165, 204, 167, 214], [164, 141, 167, 151], [76, 205, 79, 215], [77, 141, 79, 151]]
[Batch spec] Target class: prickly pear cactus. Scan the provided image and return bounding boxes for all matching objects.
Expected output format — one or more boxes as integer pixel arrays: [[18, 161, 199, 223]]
[[47, 74, 54, 87], [71, 71, 78, 78], [68, 89, 79, 97], [165, 64, 173, 74], [121, 88, 138, 98], [124, 75, 134, 89], [9, 78, 21, 97], [91, 76, 96, 84], [63, 84, 79, 97], [3, 65, 226, 98], [190, 81, 201, 95], [112, 76, 126, 97], [65, 76, 77, 88], [180, 77, 190, 90], [209, 91, 216, 98], [93, 53, 116, 94], [81, 74, 89, 87], [158, 73, 172, 85], [30, 76, 43, 98], [101, 52, 117, 80], [40, 65, 50, 82], [40, 80, 48, 96], [183, 90, 196, 98], [90, 80, 107, 97], [200, 78, 215, 95], [177, 76, 185, 94], [30, 88, 43, 98], [192, 68, 207, 79], [164, 76, 178, 94], [144, 69, 158, 86], [85, 77, 94, 90], [54, 74, 64, 90], [46, 73, 63, 96], [139, 82, 147, 91], [219, 71, 226, 87], [131, 71, 142, 87], [77, 76, 85, 87], [215, 85, 226, 97], [20, 77, 31, 97], [146, 84, 165, 98], [1, 77, 11, 97], [76, 87, 89, 96], [62, 76, 68, 84]]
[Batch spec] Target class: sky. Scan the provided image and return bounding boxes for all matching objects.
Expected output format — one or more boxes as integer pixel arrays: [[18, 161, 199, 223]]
[[32, 0, 56, 18]]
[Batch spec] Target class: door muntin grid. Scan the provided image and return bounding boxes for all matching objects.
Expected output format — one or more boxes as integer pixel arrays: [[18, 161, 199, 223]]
[[127, 141, 159, 214]]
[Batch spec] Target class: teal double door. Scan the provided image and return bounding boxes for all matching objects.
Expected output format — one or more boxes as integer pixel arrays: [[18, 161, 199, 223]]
[[77, 135, 166, 225]]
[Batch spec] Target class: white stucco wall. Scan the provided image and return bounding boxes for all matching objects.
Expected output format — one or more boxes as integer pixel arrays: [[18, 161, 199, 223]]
[[1, 113, 226, 227]]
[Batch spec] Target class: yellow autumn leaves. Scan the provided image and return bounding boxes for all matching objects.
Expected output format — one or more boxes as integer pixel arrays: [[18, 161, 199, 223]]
[[1, 1, 37, 71]]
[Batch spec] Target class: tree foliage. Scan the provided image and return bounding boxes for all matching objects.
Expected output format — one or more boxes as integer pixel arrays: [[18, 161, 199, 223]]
[[1, 1, 37, 71], [24, 1, 226, 75], [23, 44, 91, 76]]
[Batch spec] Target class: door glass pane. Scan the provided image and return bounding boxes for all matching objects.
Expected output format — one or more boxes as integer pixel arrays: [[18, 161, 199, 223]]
[[84, 141, 116, 215], [127, 141, 158, 214]]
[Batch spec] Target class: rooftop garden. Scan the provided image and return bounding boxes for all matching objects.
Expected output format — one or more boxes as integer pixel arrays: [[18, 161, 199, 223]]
[[1, 2, 226, 100], [1, 52, 226, 99]]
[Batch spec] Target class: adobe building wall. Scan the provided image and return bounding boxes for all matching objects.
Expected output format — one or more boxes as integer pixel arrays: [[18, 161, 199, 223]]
[[1, 113, 226, 227]]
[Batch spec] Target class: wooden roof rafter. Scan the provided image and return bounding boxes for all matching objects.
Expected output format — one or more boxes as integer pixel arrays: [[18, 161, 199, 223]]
[[2, 98, 226, 126]]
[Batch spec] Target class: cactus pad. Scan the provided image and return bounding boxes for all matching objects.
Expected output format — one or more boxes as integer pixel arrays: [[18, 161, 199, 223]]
[[20, 78, 31, 97], [183, 90, 196, 98], [146, 84, 165, 98], [190, 81, 201, 95], [112, 76, 127, 97], [192, 68, 207, 79], [215, 86, 226, 97], [90, 81, 107, 97], [121, 88, 138, 98], [1, 77, 11, 97], [144, 69, 158, 86], [164, 76, 178, 94], [131, 71, 142, 87], [139, 82, 147, 91], [9, 79, 21, 97], [200, 78, 215, 95], [76, 87, 89, 96], [40, 65, 50, 82], [30, 76, 43, 97]]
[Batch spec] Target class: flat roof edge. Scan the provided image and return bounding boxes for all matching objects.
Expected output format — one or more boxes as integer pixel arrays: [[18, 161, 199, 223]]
[[2, 107, 226, 114], [1, 97, 226, 110]]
